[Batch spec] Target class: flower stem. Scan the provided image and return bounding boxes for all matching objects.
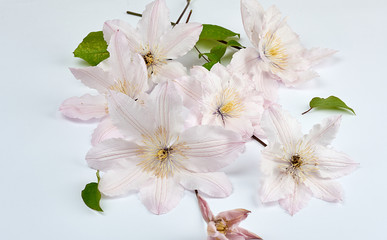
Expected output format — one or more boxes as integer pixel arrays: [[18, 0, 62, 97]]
[[217, 40, 243, 50], [194, 46, 210, 63], [175, 0, 191, 25], [186, 10, 193, 23], [252, 135, 267, 147], [126, 10, 142, 17], [302, 107, 313, 115]]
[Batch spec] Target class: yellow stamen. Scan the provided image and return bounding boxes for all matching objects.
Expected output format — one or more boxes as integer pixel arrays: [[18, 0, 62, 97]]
[[263, 32, 288, 71]]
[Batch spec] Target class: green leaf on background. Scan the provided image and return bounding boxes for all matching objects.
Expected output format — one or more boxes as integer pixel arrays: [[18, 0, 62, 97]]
[[199, 24, 240, 41], [203, 61, 217, 70], [303, 96, 355, 115], [73, 31, 109, 66], [81, 171, 103, 212], [200, 45, 227, 70], [226, 40, 242, 47]]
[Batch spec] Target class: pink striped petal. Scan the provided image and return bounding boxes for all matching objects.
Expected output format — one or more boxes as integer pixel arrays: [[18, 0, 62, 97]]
[[103, 19, 141, 51], [179, 171, 232, 198], [59, 94, 107, 120], [241, 0, 264, 47], [315, 147, 358, 179], [234, 227, 263, 239], [98, 168, 148, 197], [159, 23, 202, 59], [91, 117, 123, 146], [139, 177, 184, 214], [138, 0, 171, 47], [303, 177, 343, 202], [228, 48, 261, 75], [217, 209, 250, 227], [179, 125, 245, 172], [278, 182, 312, 216], [260, 173, 295, 203], [304, 48, 337, 67], [305, 115, 342, 146], [69, 67, 113, 93], [195, 191, 215, 223]]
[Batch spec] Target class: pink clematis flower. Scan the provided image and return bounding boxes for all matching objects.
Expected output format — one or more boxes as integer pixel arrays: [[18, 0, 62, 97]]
[[103, 0, 202, 82], [196, 191, 262, 240], [259, 105, 358, 215], [86, 81, 245, 214], [60, 30, 149, 145], [174, 63, 265, 140], [230, 0, 336, 87]]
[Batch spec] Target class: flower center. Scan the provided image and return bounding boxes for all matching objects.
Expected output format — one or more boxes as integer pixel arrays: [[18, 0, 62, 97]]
[[290, 154, 303, 169], [215, 219, 228, 234], [263, 32, 288, 71], [157, 148, 171, 161], [215, 88, 244, 123], [143, 52, 155, 67]]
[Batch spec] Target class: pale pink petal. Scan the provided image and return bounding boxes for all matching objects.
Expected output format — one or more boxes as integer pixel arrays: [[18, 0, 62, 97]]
[[179, 171, 232, 198], [303, 177, 343, 202], [234, 227, 263, 239], [260, 143, 283, 175], [108, 91, 154, 139], [253, 71, 279, 106], [139, 177, 184, 214], [228, 48, 261, 75], [91, 117, 123, 146], [103, 19, 142, 51], [217, 209, 250, 227], [225, 234, 245, 240], [315, 147, 358, 179], [59, 94, 107, 120], [278, 182, 312, 215], [241, 0, 264, 47], [260, 173, 295, 203], [305, 115, 342, 146], [195, 191, 215, 222], [179, 125, 245, 172], [98, 168, 148, 196], [261, 105, 302, 146], [107, 32, 148, 99], [138, 0, 171, 47], [304, 48, 337, 67], [159, 23, 202, 59], [224, 117, 255, 140], [262, 5, 283, 32], [86, 138, 142, 171], [69, 67, 113, 93], [154, 61, 187, 83]]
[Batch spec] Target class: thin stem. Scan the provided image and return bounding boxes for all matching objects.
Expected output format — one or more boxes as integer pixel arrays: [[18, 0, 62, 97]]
[[217, 40, 243, 50], [252, 135, 267, 147], [194, 46, 210, 63], [175, 0, 191, 25], [302, 107, 313, 115], [126, 10, 142, 17], [186, 10, 192, 23]]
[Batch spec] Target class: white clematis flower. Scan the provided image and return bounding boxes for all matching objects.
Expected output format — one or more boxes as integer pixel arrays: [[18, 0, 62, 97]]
[[259, 105, 358, 215], [230, 0, 336, 87], [103, 0, 202, 82], [86, 81, 245, 215]]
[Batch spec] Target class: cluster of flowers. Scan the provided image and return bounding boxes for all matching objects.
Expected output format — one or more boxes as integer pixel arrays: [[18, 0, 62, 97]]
[[61, 0, 358, 238]]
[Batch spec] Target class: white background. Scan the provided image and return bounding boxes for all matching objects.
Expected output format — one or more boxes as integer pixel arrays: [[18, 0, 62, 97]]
[[1, 0, 386, 239]]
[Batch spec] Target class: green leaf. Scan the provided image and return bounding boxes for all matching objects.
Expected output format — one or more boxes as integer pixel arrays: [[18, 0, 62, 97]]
[[226, 40, 242, 47], [303, 96, 355, 115], [81, 181, 103, 212], [199, 24, 240, 41], [73, 31, 109, 66], [203, 61, 217, 70], [205, 45, 227, 62]]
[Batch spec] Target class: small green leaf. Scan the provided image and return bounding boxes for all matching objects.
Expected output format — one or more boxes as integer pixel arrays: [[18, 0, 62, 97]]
[[303, 96, 355, 115], [73, 31, 109, 66], [206, 45, 227, 62], [81, 182, 103, 212], [199, 24, 240, 41], [203, 61, 217, 70], [226, 40, 242, 47]]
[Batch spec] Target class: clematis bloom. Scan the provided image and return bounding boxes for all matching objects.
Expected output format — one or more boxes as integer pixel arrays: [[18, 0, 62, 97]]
[[86, 81, 245, 214], [259, 105, 358, 215], [230, 0, 336, 87], [103, 0, 202, 82], [196, 191, 262, 240]]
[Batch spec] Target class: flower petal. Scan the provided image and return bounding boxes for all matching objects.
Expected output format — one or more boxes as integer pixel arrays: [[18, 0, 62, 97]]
[[303, 177, 343, 202], [261, 105, 302, 146], [159, 23, 202, 59], [98, 168, 148, 196], [179, 171, 232, 198], [260, 173, 295, 203], [278, 182, 312, 215], [139, 177, 184, 214], [305, 115, 342, 147], [69, 67, 113, 93], [179, 125, 245, 172], [304, 48, 337, 67], [59, 94, 107, 120], [228, 48, 261, 75], [315, 147, 358, 179], [86, 138, 142, 171], [217, 209, 250, 227], [241, 0, 264, 47], [234, 227, 263, 240], [91, 117, 123, 146], [153, 61, 187, 83], [138, 0, 172, 47], [108, 91, 154, 139], [107, 31, 148, 99], [103, 19, 142, 51], [195, 191, 215, 223]]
